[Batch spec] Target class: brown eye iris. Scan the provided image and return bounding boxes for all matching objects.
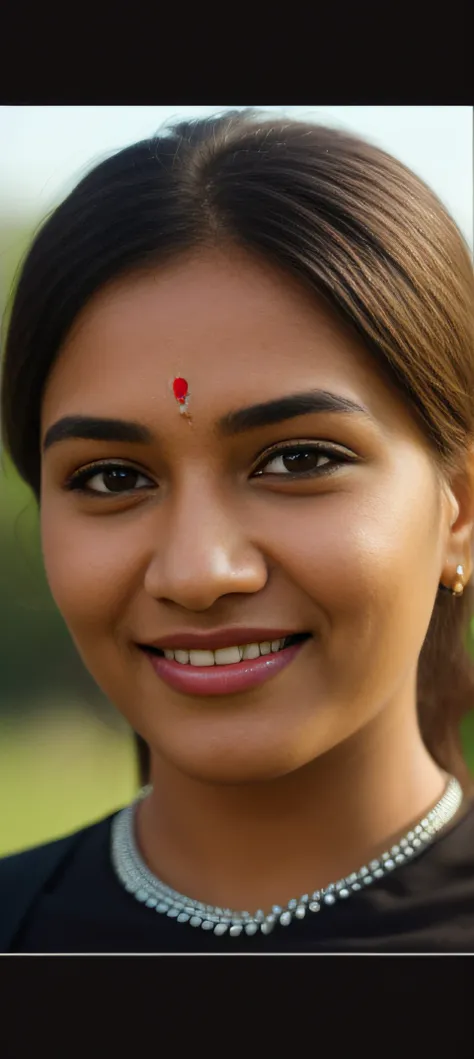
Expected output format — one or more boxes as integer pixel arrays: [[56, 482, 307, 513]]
[[66, 461, 154, 494], [253, 444, 346, 479], [102, 468, 140, 491], [281, 451, 326, 473]]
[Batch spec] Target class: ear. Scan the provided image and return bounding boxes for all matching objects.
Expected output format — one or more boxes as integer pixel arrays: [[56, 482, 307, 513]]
[[440, 441, 474, 590]]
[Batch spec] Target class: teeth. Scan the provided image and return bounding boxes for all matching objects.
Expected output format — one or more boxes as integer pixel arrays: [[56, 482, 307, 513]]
[[174, 649, 190, 664], [161, 638, 287, 665], [214, 646, 242, 666], [241, 643, 261, 660], [189, 649, 215, 667]]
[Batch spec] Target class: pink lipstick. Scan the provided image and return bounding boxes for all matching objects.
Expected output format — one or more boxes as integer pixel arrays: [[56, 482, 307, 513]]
[[139, 632, 310, 697]]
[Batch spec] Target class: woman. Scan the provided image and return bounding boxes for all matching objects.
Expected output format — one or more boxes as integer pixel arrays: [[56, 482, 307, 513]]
[[1, 110, 474, 953]]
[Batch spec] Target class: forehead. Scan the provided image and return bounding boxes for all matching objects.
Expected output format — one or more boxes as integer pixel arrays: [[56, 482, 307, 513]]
[[40, 247, 411, 437]]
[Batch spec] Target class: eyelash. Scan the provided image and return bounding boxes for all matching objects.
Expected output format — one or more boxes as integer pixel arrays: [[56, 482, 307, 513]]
[[253, 441, 356, 480], [64, 461, 152, 496], [64, 443, 356, 496]]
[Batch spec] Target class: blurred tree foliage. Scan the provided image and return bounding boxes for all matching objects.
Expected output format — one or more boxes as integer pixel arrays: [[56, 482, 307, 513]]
[[0, 455, 116, 722], [0, 218, 124, 733]]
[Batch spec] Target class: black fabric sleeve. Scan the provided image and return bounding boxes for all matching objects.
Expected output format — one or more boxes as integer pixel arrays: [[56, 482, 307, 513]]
[[0, 833, 81, 952]]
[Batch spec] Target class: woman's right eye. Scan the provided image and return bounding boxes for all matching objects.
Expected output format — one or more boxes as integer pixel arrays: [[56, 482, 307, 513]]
[[65, 463, 155, 495]]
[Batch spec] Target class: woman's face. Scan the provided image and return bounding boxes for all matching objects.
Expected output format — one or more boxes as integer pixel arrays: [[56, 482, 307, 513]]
[[40, 247, 455, 784]]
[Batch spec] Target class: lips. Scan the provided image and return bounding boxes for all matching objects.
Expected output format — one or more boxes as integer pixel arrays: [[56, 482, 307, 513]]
[[139, 633, 310, 697], [141, 628, 308, 652]]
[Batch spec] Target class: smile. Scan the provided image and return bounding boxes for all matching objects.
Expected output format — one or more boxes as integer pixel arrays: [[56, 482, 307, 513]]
[[140, 633, 310, 696]]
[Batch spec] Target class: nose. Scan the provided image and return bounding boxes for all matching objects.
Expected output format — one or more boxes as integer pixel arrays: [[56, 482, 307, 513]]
[[143, 477, 268, 611]]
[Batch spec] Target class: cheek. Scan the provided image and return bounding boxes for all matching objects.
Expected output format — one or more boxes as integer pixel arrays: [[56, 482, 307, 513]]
[[264, 482, 441, 654], [40, 505, 144, 634]]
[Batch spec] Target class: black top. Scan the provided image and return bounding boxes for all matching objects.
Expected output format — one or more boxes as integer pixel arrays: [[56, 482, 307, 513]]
[[2, 800, 474, 953]]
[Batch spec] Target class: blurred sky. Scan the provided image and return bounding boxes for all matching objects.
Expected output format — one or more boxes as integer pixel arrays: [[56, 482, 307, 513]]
[[1, 105, 473, 246]]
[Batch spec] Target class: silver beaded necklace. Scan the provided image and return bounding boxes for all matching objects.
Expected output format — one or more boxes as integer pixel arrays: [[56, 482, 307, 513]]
[[110, 775, 462, 938]]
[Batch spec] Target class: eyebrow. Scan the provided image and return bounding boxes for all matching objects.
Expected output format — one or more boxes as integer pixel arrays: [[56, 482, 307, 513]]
[[217, 390, 373, 435], [42, 416, 153, 452], [42, 390, 373, 452]]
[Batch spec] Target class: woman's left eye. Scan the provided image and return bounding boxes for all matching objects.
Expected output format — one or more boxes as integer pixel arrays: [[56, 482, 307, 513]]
[[65, 463, 154, 495], [252, 444, 354, 478]]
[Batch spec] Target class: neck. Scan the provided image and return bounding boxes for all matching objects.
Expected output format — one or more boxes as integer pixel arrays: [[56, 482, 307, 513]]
[[136, 701, 447, 913]]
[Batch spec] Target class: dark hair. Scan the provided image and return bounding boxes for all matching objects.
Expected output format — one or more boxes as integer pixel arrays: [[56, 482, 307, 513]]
[[2, 109, 474, 789]]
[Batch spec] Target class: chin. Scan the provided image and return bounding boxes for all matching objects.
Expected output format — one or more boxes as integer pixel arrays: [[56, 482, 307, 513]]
[[164, 756, 303, 786], [151, 729, 321, 786]]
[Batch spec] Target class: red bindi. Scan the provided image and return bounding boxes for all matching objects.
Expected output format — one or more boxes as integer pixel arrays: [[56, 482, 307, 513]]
[[172, 377, 189, 404]]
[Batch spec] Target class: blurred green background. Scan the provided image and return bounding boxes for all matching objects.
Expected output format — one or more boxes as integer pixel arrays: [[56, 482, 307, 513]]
[[1, 210, 474, 859], [0, 221, 139, 856]]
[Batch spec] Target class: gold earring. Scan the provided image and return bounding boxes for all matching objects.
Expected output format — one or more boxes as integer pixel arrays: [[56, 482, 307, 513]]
[[452, 564, 465, 596]]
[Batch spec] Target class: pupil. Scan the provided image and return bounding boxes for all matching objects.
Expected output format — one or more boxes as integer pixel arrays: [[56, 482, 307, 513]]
[[105, 469, 137, 491], [282, 451, 319, 472]]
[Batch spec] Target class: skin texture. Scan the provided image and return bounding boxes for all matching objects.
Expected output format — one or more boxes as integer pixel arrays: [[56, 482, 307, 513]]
[[40, 246, 474, 910]]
